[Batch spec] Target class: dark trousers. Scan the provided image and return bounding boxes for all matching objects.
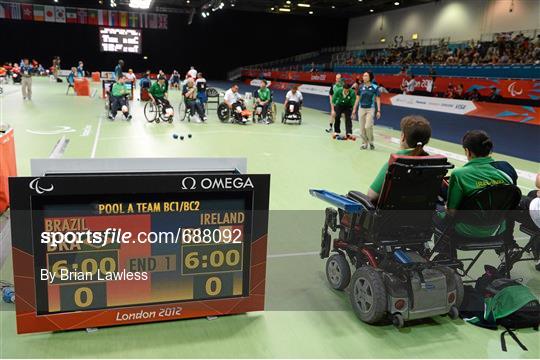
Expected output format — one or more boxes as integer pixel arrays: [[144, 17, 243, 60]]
[[110, 96, 128, 115], [255, 102, 270, 118], [285, 101, 300, 114], [334, 105, 353, 135], [156, 97, 172, 113], [186, 99, 205, 118]]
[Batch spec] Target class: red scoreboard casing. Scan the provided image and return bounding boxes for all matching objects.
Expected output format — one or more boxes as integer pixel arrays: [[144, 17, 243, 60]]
[[9, 173, 270, 334]]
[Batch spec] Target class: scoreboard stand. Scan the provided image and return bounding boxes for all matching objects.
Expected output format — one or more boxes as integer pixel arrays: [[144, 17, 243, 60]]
[[9, 158, 270, 334]]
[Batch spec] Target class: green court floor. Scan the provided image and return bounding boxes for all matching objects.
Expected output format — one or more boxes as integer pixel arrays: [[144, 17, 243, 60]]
[[0, 78, 538, 358]]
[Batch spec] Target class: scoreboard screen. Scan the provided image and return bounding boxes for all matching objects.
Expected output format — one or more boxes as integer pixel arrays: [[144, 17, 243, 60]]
[[99, 27, 142, 53], [9, 173, 270, 334]]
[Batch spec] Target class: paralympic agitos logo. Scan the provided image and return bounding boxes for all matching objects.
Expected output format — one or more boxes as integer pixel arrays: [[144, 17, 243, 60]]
[[29, 178, 54, 194]]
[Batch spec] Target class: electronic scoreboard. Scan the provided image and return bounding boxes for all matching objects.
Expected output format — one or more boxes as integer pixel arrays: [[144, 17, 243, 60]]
[[9, 173, 270, 334]]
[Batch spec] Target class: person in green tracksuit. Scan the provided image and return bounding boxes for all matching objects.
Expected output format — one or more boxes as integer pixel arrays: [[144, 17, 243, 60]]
[[254, 80, 272, 123], [326, 74, 344, 133], [149, 76, 174, 120], [332, 83, 359, 138], [109, 75, 132, 120]]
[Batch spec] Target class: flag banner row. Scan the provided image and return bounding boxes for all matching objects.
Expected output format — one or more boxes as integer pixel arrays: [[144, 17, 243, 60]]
[[0, 2, 168, 29]]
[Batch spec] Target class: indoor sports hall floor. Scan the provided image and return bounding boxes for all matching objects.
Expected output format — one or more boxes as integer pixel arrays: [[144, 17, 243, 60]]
[[0, 78, 539, 358]]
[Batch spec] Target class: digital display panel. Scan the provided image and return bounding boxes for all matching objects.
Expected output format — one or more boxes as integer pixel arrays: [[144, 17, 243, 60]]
[[99, 27, 142, 53], [9, 173, 270, 334]]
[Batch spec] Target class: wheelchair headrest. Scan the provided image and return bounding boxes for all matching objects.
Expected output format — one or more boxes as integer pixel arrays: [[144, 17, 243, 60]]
[[378, 154, 453, 210]]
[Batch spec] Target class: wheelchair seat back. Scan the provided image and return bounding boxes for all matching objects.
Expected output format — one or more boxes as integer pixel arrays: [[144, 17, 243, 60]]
[[361, 154, 453, 246]]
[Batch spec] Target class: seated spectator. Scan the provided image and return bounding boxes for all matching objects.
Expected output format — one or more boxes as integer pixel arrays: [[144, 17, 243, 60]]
[[434, 130, 518, 244], [368, 115, 432, 202], [468, 88, 481, 102], [445, 84, 455, 99], [487, 86, 502, 103], [455, 84, 464, 99]]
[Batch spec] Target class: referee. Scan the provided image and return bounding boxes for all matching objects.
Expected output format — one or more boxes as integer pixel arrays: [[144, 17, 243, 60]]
[[357, 72, 381, 150]]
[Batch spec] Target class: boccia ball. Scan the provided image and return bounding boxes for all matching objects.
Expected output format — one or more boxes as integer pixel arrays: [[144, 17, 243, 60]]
[[188, 134, 192, 139], [121, 105, 129, 113], [173, 134, 179, 139], [180, 136, 184, 140], [166, 108, 174, 116]]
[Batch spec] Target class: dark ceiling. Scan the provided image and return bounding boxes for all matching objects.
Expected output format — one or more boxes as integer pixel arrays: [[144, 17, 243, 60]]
[[19, 0, 436, 18]]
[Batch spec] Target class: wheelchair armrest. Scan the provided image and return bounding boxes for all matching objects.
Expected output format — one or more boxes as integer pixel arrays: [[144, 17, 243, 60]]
[[309, 189, 366, 213], [347, 191, 376, 211]]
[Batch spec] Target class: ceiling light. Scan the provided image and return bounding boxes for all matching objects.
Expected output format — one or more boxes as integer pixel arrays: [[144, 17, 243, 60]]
[[298, 3, 310, 7], [331, 5, 335, 9], [394, 1, 400, 5], [186, 0, 190, 3], [278, 7, 291, 12], [308, 10, 313, 14], [286, 1, 291, 4], [380, 38, 386, 43], [369, 9, 374, 12], [271, 7, 275, 10], [412, 33, 418, 39], [129, 0, 154, 9]]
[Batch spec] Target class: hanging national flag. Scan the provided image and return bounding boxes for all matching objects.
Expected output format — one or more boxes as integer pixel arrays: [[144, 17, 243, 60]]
[[109, 10, 118, 27], [139, 12, 147, 28], [66, 8, 77, 23], [0, 3, 9, 19], [44, 5, 55, 22], [88, 9, 98, 25], [148, 13, 157, 29], [157, 14, 167, 29], [55, 6, 65, 23], [128, 12, 139, 28], [77, 8, 87, 24], [98, 9, 109, 26], [33, 4, 45, 21], [21, 3, 33, 21], [9, 3, 21, 20], [119, 11, 128, 27]]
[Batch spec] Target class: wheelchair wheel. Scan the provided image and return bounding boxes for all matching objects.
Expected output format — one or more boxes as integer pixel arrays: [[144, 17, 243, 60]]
[[454, 272, 464, 307], [268, 103, 277, 123], [144, 102, 158, 123], [217, 103, 230, 123], [281, 112, 285, 124], [326, 253, 351, 290], [179, 101, 189, 122], [349, 266, 387, 324]]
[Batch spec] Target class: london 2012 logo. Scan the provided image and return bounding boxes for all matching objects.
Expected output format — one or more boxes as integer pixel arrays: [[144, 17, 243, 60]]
[[29, 178, 54, 194]]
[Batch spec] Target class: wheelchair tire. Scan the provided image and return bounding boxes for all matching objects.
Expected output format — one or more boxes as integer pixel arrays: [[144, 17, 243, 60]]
[[326, 254, 351, 291], [269, 103, 277, 123], [281, 112, 285, 124], [144, 102, 158, 123], [349, 266, 387, 324], [454, 272, 464, 308], [217, 103, 230, 123], [179, 102, 188, 122]]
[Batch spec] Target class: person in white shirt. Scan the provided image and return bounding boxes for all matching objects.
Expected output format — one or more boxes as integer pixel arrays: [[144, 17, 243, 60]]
[[125, 69, 137, 89], [186, 66, 197, 79], [224, 84, 247, 123], [284, 85, 303, 115]]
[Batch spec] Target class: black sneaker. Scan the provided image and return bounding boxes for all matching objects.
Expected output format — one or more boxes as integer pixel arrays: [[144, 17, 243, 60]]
[[108, 114, 115, 121], [360, 144, 368, 150], [369, 144, 375, 150], [325, 127, 333, 133], [126, 114, 132, 121]]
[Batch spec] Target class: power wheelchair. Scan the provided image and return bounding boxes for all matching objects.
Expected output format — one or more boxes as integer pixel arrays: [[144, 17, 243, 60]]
[[104, 88, 131, 121], [310, 154, 462, 328]]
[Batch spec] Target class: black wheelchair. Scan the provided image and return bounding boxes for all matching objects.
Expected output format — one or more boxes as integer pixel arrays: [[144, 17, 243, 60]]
[[282, 101, 302, 124], [252, 91, 277, 123], [310, 155, 462, 328], [179, 96, 206, 122], [217, 101, 251, 124], [104, 91, 131, 121], [429, 184, 522, 279], [144, 99, 174, 124]]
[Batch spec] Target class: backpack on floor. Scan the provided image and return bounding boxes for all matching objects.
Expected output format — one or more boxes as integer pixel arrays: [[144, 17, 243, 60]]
[[460, 266, 539, 352]]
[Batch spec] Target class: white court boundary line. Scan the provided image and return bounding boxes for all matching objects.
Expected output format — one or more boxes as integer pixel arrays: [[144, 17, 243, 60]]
[[91, 116, 103, 158]]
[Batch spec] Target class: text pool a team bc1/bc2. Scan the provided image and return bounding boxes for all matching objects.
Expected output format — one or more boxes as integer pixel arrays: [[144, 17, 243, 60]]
[[9, 172, 270, 334]]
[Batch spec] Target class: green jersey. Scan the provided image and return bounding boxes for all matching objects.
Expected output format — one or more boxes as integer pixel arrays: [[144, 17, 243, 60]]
[[445, 156, 513, 237], [257, 87, 271, 102], [149, 82, 167, 98], [369, 149, 413, 194], [332, 88, 356, 107], [111, 82, 129, 97]]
